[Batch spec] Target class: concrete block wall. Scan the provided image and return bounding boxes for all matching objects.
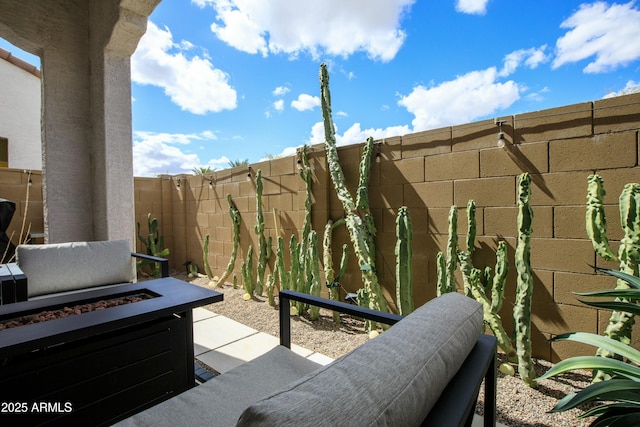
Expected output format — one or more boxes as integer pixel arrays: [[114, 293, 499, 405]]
[[1, 92, 638, 361], [140, 92, 636, 362]]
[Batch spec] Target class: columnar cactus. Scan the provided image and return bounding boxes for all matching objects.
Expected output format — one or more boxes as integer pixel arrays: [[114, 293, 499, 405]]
[[274, 235, 290, 291], [265, 273, 276, 307], [323, 219, 348, 322], [436, 205, 459, 296], [586, 175, 640, 378], [320, 63, 389, 324], [254, 169, 272, 296], [514, 172, 537, 388], [459, 242, 517, 362], [216, 195, 241, 287], [307, 231, 321, 320], [436, 252, 447, 296], [288, 234, 302, 311], [586, 175, 616, 261], [202, 234, 213, 280], [395, 206, 414, 315], [241, 245, 255, 298], [466, 199, 476, 258], [137, 213, 170, 278]]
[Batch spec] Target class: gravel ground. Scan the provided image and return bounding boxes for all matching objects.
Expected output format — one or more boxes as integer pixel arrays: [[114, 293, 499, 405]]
[[177, 272, 593, 427]]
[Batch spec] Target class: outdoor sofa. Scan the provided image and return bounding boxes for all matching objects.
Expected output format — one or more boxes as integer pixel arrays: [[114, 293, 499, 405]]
[[117, 290, 497, 427], [0, 240, 168, 303]]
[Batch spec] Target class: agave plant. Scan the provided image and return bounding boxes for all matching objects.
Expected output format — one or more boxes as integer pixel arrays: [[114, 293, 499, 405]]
[[537, 268, 640, 426]]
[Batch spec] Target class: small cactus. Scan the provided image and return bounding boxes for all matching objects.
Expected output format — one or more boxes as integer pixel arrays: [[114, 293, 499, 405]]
[[136, 213, 170, 278], [265, 273, 276, 307]]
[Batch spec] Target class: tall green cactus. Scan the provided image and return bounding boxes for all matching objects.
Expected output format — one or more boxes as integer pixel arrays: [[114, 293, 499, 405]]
[[289, 234, 301, 309], [323, 219, 348, 322], [202, 234, 213, 279], [136, 213, 170, 278], [307, 231, 321, 320], [395, 206, 414, 316], [436, 205, 459, 296], [254, 169, 272, 296], [292, 145, 314, 314], [274, 235, 290, 291], [241, 245, 255, 297], [586, 175, 617, 261], [466, 199, 476, 258], [514, 173, 537, 388], [216, 195, 241, 287], [320, 63, 388, 324], [586, 175, 640, 379]]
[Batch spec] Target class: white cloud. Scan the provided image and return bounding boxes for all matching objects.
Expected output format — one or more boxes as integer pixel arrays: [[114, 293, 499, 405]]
[[500, 46, 550, 77], [455, 0, 490, 15], [206, 155, 233, 170], [132, 131, 218, 177], [273, 86, 290, 96], [197, 0, 415, 62], [603, 80, 640, 98], [132, 21, 237, 114], [398, 67, 521, 130], [291, 94, 321, 111], [273, 99, 285, 112], [262, 145, 300, 161], [308, 121, 410, 147], [553, 1, 640, 73], [524, 86, 550, 103]]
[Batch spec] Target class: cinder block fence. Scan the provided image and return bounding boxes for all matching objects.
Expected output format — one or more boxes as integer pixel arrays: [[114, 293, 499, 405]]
[[2, 92, 639, 362]]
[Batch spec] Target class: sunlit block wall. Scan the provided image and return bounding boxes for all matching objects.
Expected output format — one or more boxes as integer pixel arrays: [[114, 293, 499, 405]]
[[2, 92, 638, 362]]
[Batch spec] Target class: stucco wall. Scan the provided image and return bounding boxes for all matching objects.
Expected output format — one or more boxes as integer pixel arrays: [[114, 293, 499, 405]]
[[0, 52, 41, 170]]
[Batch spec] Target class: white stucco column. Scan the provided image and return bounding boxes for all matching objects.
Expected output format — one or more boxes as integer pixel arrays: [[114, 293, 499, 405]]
[[89, 0, 161, 242], [0, 0, 160, 244]]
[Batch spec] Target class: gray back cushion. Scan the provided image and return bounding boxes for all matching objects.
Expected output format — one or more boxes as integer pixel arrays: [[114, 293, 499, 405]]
[[17, 240, 134, 297], [237, 292, 483, 427]]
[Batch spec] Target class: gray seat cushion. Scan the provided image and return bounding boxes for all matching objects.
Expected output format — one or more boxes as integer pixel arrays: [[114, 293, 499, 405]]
[[16, 240, 133, 297], [237, 292, 483, 427], [115, 345, 321, 426]]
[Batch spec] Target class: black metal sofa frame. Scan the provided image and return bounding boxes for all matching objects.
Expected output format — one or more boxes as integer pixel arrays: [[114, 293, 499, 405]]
[[279, 290, 497, 427]]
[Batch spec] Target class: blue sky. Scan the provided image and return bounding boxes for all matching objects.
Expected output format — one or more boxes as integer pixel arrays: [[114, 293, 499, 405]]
[[3, 1, 640, 176]]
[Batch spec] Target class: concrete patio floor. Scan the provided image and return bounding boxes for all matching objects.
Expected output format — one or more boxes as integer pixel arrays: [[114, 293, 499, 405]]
[[191, 307, 506, 427]]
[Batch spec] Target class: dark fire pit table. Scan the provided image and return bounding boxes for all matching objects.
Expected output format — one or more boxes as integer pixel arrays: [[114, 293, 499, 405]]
[[0, 277, 222, 426]]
